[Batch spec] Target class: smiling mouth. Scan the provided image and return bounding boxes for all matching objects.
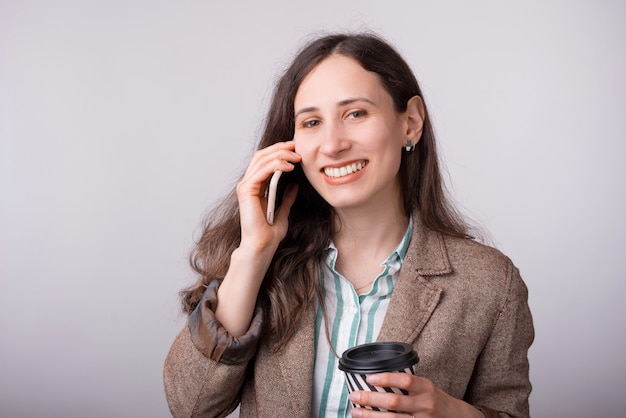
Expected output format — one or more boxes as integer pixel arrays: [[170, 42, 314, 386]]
[[323, 161, 368, 178]]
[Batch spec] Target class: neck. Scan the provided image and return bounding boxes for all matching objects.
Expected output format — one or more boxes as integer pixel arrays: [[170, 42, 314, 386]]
[[332, 197, 409, 262]]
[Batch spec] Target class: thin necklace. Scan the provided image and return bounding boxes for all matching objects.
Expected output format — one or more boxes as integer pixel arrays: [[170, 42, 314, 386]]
[[354, 278, 376, 292]]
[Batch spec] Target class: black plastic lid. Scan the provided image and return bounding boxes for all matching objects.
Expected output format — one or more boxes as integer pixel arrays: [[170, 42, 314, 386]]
[[338, 342, 419, 374]]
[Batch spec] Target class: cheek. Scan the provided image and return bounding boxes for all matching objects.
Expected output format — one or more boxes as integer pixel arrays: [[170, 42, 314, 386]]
[[292, 142, 315, 174], [293, 137, 313, 162], [292, 132, 306, 153]]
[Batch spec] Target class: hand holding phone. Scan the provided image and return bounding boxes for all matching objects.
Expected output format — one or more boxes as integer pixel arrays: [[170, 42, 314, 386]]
[[265, 170, 283, 225]]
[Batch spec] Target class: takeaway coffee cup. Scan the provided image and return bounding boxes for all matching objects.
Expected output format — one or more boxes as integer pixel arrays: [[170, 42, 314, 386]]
[[338, 342, 419, 411]]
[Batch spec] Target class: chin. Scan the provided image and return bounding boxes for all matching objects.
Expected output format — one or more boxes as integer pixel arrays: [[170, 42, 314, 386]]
[[321, 195, 366, 210]]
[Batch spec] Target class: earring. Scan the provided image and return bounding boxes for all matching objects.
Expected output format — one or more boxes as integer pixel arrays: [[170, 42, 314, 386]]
[[404, 140, 415, 152]]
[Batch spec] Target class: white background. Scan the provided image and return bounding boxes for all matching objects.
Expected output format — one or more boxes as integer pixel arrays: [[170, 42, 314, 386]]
[[1, 1, 625, 417]]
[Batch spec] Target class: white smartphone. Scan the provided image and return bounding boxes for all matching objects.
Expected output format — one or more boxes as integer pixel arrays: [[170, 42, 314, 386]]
[[265, 170, 283, 225]]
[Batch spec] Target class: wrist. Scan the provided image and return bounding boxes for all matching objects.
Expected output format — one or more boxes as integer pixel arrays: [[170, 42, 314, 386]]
[[472, 405, 499, 418], [225, 244, 276, 289], [473, 406, 488, 418], [452, 398, 489, 418], [233, 243, 274, 267], [236, 240, 278, 260]]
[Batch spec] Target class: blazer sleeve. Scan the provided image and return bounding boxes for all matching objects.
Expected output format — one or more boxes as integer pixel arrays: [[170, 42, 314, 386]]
[[163, 279, 264, 418], [466, 260, 534, 418]]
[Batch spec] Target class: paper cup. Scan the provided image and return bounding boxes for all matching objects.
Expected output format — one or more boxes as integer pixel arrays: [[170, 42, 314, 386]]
[[338, 342, 419, 412]]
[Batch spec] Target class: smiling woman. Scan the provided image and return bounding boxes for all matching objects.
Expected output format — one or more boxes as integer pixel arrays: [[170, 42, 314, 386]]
[[293, 54, 423, 213], [163, 32, 533, 418]]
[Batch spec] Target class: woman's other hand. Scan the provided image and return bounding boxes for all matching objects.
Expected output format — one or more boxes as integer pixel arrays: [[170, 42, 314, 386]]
[[349, 373, 484, 418]]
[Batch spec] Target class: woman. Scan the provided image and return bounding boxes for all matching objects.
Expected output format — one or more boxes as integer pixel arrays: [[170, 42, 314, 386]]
[[164, 32, 533, 418]]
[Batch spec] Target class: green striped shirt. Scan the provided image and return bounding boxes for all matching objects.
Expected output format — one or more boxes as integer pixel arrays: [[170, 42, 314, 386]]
[[312, 219, 413, 417]]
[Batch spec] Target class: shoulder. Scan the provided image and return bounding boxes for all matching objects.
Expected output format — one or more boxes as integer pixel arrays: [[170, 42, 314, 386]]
[[436, 235, 526, 313], [443, 236, 513, 275], [405, 215, 522, 300]]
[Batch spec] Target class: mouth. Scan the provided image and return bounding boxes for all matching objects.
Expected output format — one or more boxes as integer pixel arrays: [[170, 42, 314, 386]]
[[323, 160, 368, 178]]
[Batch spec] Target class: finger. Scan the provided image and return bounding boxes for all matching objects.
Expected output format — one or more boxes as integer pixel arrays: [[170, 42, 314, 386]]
[[240, 162, 295, 199], [351, 410, 413, 418], [250, 141, 299, 170], [349, 390, 410, 415], [266, 139, 296, 152], [366, 373, 418, 393], [243, 149, 301, 189]]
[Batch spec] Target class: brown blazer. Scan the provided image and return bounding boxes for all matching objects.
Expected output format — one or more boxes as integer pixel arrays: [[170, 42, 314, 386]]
[[164, 217, 534, 417]]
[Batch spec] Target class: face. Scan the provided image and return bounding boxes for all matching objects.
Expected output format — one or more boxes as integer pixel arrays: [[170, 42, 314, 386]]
[[293, 54, 410, 212]]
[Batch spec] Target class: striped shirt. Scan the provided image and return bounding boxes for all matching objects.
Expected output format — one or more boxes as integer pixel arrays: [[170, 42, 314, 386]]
[[312, 219, 413, 417]]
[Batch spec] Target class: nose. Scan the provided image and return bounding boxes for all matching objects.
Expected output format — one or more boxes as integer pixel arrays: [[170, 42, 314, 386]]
[[319, 122, 350, 156]]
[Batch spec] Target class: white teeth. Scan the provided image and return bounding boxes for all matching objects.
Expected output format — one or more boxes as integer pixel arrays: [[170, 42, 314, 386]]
[[324, 161, 366, 178]]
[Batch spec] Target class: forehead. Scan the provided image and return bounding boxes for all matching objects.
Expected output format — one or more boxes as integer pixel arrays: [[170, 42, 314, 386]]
[[294, 54, 387, 106]]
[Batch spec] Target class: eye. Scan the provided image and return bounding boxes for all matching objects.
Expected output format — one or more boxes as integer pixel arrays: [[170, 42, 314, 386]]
[[346, 110, 366, 120], [302, 119, 321, 128]]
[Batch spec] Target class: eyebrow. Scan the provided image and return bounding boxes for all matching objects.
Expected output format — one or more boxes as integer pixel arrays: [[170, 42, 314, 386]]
[[294, 97, 377, 119]]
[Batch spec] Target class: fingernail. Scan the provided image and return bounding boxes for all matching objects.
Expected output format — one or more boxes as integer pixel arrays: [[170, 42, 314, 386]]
[[349, 391, 360, 403], [366, 374, 380, 384]]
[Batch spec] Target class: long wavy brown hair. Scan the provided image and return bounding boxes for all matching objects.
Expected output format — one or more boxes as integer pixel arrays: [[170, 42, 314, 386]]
[[180, 33, 471, 351]]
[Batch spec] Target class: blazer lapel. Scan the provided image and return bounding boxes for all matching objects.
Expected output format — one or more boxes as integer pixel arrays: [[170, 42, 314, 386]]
[[378, 217, 451, 344]]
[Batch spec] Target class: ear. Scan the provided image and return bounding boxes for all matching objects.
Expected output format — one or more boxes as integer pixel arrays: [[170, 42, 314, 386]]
[[404, 95, 425, 144]]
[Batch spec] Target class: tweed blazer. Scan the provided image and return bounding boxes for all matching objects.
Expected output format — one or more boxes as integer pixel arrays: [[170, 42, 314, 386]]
[[164, 217, 534, 417]]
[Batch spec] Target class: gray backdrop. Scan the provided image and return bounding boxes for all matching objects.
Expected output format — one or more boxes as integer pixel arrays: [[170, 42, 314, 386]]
[[1, 1, 625, 417]]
